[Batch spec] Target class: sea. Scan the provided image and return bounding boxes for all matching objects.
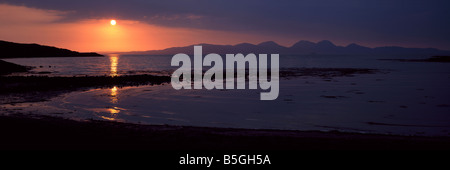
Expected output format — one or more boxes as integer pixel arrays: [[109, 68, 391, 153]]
[[3, 54, 450, 136]]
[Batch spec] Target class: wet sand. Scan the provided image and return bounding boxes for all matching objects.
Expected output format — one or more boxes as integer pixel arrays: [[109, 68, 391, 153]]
[[0, 114, 449, 150], [1, 67, 449, 150], [0, 67, 376, 104]]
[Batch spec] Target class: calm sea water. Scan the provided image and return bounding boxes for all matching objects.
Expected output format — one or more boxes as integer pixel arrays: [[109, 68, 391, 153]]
[[4, 54, 420, 76], [3, 54, 450, 136]]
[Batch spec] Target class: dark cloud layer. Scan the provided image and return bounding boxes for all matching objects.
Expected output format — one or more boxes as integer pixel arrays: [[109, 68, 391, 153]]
[[1, 0, 450, 49]]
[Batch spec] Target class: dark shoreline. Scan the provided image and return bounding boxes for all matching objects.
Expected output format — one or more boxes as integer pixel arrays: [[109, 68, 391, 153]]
[[379, 56, 450, 63], [0, 65, 448, 150], [0, 60, 32, 75], [0, 114, 449, 150], [0, 74, 171, 93], [0, 74, 171, 104]]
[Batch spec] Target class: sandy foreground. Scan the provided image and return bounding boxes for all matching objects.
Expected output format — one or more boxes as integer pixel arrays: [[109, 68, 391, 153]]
[[0, 68, 449, 150], [0, 114, 449, 150]]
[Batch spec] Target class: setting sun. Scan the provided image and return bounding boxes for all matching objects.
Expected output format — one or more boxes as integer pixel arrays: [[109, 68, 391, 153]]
[[110, 19, 116, 26]]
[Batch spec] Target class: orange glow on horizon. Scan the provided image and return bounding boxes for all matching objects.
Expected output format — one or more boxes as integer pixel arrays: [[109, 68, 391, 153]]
[[0, 4, 296, 53]]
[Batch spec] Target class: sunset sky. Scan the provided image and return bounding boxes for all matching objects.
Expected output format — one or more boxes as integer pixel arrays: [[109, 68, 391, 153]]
[[0, 0, 449, 52]]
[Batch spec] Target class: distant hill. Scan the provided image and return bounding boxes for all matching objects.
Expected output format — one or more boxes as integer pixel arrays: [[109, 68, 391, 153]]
[[0, 40, 103, 58], [121, 40, 450, 56]]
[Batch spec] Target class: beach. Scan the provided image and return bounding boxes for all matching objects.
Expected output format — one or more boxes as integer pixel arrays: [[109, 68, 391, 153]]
[[1, 114, 449, 150], [1, 55, 450, 150], [2, 2, 450, 168]]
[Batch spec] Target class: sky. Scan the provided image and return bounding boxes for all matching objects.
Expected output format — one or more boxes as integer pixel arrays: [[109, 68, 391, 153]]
[[0, 0, 449, 52]]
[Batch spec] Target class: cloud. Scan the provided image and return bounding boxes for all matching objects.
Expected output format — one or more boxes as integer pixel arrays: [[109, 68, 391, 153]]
[[0, 3, 287, 52], [0, 4, 66, 25], [0, 0, 450, 49]]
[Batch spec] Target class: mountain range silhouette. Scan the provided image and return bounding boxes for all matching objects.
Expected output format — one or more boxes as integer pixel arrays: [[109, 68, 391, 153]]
[[124, 40, 450, 56]]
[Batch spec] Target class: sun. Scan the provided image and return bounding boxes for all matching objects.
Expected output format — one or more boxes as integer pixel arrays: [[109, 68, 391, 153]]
[[110, 20, 117, 26]]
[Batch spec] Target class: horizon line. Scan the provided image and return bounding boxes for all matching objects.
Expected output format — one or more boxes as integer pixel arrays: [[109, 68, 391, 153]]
[[103, 40, 450, 54]]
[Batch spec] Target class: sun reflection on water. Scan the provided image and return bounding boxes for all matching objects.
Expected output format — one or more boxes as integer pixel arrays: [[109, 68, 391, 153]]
[[103, 54, 121, 120], [110, 86, 118, 104], [99, 88, 122, 121], [109, 54, 119, 77]]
